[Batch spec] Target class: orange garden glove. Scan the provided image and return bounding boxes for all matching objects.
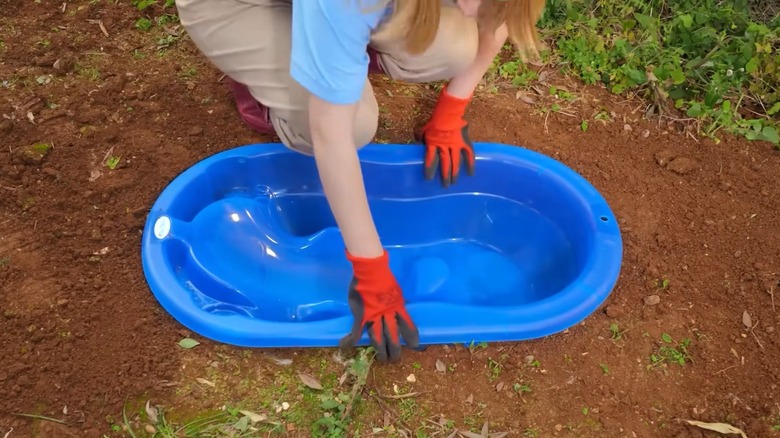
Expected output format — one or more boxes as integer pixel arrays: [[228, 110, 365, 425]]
[[417, 86, 475, 187], [339, 250, 420, 362]]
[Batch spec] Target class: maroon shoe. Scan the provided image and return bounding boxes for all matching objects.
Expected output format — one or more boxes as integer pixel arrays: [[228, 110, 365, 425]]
[[225, 76, 275, 135]]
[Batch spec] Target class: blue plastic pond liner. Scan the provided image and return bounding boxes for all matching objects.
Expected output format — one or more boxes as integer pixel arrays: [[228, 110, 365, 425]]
[[141, 142, 623, 347]]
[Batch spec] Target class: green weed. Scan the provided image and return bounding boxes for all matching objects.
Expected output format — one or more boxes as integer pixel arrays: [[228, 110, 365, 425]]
[[538, 0, 780, 147], [649, 333, 693, 369]]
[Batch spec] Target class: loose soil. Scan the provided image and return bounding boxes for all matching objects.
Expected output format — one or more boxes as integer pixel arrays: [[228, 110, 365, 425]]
[[1, 2, 779, 438]]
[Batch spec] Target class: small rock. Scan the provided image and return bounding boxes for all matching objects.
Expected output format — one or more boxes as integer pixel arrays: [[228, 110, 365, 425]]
[[623, 124, 632, 132], [15, 142, 52, 165], [667, 157, 699, 175], [766, 326, 774, 334], [555, 424, 563, 432], [654, 149, 676, 167], [495, 382, 504, 391], [734, 251, 742, 258], [281, 402, 290, 411], [187, 126, 204, 136], [644, 295, 661, 306], [144, 425, 156, 434], [0, 119, 13, 134], [524, 355, 535, 365], [605, 304, 623, 318], [642, 129, 650, 138], [42, 167, 59, 178], [406, 374, 416, 383], [57, 298, 69, 307]]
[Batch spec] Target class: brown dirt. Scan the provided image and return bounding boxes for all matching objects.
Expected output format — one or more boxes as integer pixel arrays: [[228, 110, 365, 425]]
[[1, 2, 779, 438]]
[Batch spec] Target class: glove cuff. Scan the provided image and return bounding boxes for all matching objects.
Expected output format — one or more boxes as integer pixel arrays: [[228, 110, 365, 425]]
[[345, 249, 390, 278], [426, 85, 471, 129]]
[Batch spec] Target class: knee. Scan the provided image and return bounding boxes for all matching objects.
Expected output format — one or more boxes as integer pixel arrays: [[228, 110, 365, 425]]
[[353, 84, 379, 149], [353, 104, 378, 149]]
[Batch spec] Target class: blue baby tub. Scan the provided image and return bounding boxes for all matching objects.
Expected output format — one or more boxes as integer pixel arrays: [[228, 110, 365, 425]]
[[141, 142, 622, 348]]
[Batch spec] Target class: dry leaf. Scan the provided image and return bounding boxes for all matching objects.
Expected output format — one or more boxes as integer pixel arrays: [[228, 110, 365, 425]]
[[239, 410, 267, 423], [465, 394, 474, 404], [27, 111, 35, 124], [89, 169, 102, 182], [338, 371, 348, 386], [742, 311, 752, 328], [145, 400, 158, 424], [435, 359, 446, 372], [537, 70, 552, 83], [683, 419, 747, 438], [515, 90, 536, 105], [459, 431, 485, 438], [298, 372, 323, 390], [196, 377, 215, 387]]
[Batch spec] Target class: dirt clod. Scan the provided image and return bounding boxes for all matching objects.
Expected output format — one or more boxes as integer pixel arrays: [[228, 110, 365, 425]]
[[15, 142, 52, 165], [654, 149, 676, 166], [667, 157, 699, 174], [605, 304, 624, 318]]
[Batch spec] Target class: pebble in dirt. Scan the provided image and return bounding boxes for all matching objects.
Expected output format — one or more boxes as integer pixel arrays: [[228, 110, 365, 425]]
[[140, 142, 623, 347]]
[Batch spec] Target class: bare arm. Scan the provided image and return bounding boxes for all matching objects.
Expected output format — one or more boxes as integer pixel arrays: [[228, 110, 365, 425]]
[[446, 22, 509, 99], [308, 94, 384, 258]]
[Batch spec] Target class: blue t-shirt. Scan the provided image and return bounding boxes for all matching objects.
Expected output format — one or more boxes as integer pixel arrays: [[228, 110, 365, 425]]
[[290, 0, 389, 105]]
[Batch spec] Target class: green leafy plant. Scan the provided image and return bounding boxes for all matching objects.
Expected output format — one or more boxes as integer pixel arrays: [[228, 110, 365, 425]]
[[649, 333, 693, 369], [537, 0, 779, 147]]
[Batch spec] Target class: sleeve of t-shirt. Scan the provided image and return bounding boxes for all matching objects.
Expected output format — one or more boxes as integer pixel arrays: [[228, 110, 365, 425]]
[[290, 0, 383, 105]]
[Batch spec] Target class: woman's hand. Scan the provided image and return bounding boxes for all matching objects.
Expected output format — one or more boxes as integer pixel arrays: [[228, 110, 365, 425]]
[[308, 94, 419, 361], [420, 22, 509, 186]]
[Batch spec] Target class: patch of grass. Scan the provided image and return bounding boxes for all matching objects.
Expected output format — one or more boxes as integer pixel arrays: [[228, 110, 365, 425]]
[[0, 257, 10, 269], [467, 340, 488, 355], [537, 0, 780, 147], [119, 348, 379, 437], [609, 322, 626, 341], [513, 382, 532, 394], [487, 354, 507, 381], [649, 333, 693, 370], [75, 63, 100, 81], [105, 155, 121, 170]]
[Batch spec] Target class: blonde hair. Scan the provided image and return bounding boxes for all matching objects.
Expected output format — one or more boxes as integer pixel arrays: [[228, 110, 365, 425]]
[[377, 0, 546, 57]]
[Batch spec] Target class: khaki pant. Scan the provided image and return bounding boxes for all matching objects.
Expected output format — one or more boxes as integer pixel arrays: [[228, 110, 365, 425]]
[[175, 0, 479, 154]]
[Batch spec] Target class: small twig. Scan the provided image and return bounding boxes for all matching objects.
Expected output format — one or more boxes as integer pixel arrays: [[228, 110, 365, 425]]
[[3, 428, 13, 438], [768, 286, 775, 312], [12, 413, 66, 425], [98, 20, 109, 37], [368, 390, 413, 433], [544, 110, 550, 134], [714, 364, 739, 375], [749, 320, 765, 350], [339, 354, 374, 422], [87, 19, 110, 37]]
